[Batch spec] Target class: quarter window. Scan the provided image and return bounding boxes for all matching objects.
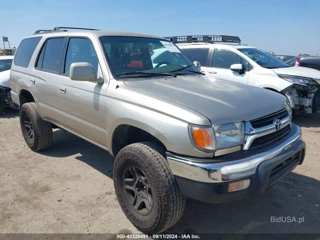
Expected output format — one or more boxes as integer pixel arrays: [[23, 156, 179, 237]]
[[180, 48, 209, 66], [14, 37, 42, 68], [212, 49, 251, 71], [64, 38, 98, 76]]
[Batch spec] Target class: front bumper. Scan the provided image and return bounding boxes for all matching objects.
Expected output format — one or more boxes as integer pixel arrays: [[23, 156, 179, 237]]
[[167, 124, 305, 203]]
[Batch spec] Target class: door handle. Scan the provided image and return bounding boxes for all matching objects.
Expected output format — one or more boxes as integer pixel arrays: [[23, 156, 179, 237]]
[[59, 87, 66, 94], [29, 79, 35, 84], [208, 71, 217, 74]]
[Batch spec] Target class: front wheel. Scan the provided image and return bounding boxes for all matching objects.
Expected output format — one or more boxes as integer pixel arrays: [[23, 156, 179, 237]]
[[113, 142, 186, 234]]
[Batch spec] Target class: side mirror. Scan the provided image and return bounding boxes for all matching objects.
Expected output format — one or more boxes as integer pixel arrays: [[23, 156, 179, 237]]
[[70, 62, 100, 82], [230, 64, 244, 73], [193, 61, 201, 71]]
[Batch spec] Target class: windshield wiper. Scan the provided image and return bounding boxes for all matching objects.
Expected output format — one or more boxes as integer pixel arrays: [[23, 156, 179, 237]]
[[168, 64, 204, 75], [116, 71, 176, 77]]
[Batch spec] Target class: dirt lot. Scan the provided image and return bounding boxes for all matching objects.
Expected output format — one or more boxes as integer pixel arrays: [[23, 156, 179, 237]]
[[0, 110, 319, 235]]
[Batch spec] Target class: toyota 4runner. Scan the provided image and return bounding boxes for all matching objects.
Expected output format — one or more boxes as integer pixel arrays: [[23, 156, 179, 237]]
[[10, 27, 306, 234]]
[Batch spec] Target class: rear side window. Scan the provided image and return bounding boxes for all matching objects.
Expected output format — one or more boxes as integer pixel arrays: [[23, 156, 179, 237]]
[[36, 38, 66, 73], [14, 37, 42, 68], [180, 48, 209, 66]]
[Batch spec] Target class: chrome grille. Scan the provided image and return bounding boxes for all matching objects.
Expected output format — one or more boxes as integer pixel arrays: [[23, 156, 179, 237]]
[[250, 125, 291, 149], [250, 109, 289, 128], [243, 109, 291, 150]]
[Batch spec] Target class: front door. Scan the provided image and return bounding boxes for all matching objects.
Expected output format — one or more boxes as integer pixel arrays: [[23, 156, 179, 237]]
[[55, 37, 108, 147], [206, 48, 251, 85]]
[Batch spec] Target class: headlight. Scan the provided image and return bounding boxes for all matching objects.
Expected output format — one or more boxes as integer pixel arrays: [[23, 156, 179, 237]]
[[313, 78, 320, 85], [278, 74, 315, 86], [284, 98, 292, 114], [213, 122, 245, 149], [189, 122, 244, 152]]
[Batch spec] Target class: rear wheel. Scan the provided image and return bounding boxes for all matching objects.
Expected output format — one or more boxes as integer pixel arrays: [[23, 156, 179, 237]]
[[20, 103, 53, 151], [114, 142, 186, 234]]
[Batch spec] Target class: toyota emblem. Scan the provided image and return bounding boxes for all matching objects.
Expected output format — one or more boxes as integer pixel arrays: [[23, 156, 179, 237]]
[[273, 119, 281, 130]]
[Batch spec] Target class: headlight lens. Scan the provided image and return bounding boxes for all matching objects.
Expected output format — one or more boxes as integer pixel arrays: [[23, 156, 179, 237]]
[[278, 74, 314, 86], [189, 126, 215, 151], [213, 122, 245, 149], [189, 122, 245, 152], [313, 78, 320, 85], [284, 98, 292, 114]]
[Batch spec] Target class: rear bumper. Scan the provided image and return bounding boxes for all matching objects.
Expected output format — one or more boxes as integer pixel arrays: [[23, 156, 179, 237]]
[[167, 124, 305, 203]]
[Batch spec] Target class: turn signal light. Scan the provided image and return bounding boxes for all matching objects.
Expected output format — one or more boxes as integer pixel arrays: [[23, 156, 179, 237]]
[[228, 179, 251, 192]]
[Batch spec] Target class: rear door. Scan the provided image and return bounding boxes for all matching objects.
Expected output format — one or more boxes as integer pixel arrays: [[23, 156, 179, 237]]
[[32, 37, 67, 121], [206, 48, 251, 84]]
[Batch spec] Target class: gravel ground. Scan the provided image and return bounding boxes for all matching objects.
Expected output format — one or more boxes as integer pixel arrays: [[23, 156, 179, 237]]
[[0, 110, 319, 236]]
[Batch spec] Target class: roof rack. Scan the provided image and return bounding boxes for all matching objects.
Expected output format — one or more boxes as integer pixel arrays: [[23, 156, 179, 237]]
[[53, 27, 100, 31], [33, 26, 99, 35], [164, 35, 241, 44]]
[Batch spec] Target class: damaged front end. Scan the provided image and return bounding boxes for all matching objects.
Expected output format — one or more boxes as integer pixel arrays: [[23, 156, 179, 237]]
[[279, 75, 320, 115], [0, 86, 19, 114]]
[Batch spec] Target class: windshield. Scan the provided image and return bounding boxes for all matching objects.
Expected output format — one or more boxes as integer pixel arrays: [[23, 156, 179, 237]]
[[99, 36, 200, 78], [0, 59, 13, 72], [238, 48, 289, 69]]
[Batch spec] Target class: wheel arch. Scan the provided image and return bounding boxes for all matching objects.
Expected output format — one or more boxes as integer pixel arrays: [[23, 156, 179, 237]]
[[108, 119, 169, 156], [19, 89, 35, 107]]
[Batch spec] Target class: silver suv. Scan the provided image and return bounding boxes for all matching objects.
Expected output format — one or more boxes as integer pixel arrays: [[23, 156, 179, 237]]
[[10, 27, 306, 234]]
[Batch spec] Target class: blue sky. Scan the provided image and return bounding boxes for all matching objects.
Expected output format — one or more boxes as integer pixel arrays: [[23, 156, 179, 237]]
[[1, 0, 319, 55]]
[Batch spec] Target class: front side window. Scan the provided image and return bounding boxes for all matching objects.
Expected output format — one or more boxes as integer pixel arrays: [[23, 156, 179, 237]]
[[99, 36, 200, 78], [36, 38, 65, 73], [212, 49, 251, 71], [238, 48, 289, 69], [0, 59, 13, 72], [64, 38, 98, 76], [14, 37, 42, 68], [180, 48, 209, 66]]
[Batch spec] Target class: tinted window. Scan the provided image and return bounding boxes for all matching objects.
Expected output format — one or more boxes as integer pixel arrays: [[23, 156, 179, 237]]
[[212, 49, 251, 71], [180, 48, 209, 66], [14, 37, 42, 68], [64, 38, 98, 76], [0, 59, 13, 72], [35, 43, 46, 69], [40, 38, 65, 73]]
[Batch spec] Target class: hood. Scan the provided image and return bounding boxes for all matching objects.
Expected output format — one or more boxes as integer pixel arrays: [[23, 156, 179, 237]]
[[123, 75, 287, 125], [0, 70, 10, 88], [273, 66, 320, 79]]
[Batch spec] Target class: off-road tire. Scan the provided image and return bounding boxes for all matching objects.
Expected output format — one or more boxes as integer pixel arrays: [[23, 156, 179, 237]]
[[20, 103, 53, 151], [114, 142, 186, 234]]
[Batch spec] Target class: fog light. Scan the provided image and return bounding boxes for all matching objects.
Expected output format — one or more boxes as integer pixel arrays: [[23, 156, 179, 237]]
[[228, 179, 251, 192]]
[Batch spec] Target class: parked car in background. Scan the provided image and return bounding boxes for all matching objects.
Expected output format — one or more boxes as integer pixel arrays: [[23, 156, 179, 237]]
[[285, 56, 299, 67], [170, 35, 320, 116], [0, 56, 19, 114], [10, 27, 306, 233], [275, 55, 296, 62], [286, 56, 320, 71]]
